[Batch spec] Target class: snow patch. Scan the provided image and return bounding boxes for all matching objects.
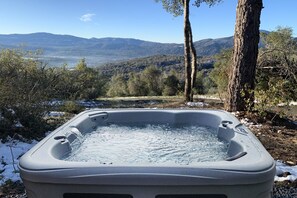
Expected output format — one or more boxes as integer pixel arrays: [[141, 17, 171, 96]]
[[278, 101, 297, 107], [46, 111, 65, 117], [275, 160, 297, 182], [186, 102, 209, 107], [240, 117, 262, 128], [0, 139, 37, 185]]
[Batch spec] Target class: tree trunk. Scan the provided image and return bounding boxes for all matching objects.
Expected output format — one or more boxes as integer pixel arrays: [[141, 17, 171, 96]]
[[189, 24, 197, 101], [183, 0, 191, 102], [183, 0, 197, 102], [227, 0, 263, 111]]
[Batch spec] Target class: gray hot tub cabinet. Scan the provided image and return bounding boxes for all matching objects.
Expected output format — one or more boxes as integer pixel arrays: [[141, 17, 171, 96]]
[[19, 109, 275, 198]]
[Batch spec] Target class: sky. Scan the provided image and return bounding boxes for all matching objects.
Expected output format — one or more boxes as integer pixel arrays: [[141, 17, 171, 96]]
[[0, 0, 296, 43]]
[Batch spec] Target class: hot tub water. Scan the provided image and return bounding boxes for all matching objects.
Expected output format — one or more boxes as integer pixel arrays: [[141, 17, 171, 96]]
[[65, 124, 229, 165]]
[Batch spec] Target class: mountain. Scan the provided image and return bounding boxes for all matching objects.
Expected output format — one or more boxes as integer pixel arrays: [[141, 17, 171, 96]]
[[194, 36, 234, 56], [0, 32, 233, 67]]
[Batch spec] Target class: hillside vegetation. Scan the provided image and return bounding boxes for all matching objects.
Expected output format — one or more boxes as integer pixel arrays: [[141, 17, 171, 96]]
[[98, 55, 214, 77]]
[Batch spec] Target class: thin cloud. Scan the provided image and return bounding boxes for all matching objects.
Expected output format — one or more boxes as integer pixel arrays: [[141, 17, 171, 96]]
[[80, 13, 96, 22]]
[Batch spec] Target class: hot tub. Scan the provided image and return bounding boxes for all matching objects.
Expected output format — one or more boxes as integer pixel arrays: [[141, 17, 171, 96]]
[[19, 109, 275, 198]]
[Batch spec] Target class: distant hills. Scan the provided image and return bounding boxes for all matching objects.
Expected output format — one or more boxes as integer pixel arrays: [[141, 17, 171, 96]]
[[0, 32, 234, 67], [98, 55, 215, 78]]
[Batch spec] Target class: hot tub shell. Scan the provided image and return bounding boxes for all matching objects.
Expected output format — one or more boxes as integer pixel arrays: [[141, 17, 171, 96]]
[[19, 109, 275, 198]]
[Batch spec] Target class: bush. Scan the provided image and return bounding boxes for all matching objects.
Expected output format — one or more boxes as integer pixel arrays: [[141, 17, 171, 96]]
[[61, 101, 84, 114], [106, 74, 128, 97], [0, 51, 108, 140], [255, 27, 297, 114], [209, 49, 232, 99], [162, 74, 179, 96], [0, 50, 50, 139], [127, 73, 148, 96], [140, 66, 163, 96]]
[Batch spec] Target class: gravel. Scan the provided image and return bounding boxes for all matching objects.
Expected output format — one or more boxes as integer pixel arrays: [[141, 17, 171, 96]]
[[273, 186, 297, 198]]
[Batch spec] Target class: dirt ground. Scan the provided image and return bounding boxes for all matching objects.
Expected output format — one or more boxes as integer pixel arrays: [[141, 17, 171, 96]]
[[1, 98, 297, 197], [235, 111, 297, 166]]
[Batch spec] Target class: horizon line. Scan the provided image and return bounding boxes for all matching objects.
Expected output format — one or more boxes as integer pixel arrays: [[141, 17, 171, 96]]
[[0, 31, 237, 44]]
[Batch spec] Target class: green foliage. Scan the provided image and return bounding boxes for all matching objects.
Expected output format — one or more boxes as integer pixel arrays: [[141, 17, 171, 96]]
[[209, 49, 233, 99], [62, 101, 83, 114], [0, 51, 107, 139], [209, 27, 297, 113], [239, 84, 255, 112], [155, 0, 222, 17], [127, 73, 148, 96], [202, 74, 216, 94], [99, 55, 185, 78], [75, 58, 88, 71], [73, 60, 107, 99], [193, 0, 222, 7], [155, 0, 183, 17], [0, 50, 51, 139], [194, 71, 204, 94], [50, 59, 108, 100], [259, 27, 297, 85], [107, 74, 128, 97], [141, 66, 163, 96], [194, 70, 216, 95], [163, 74, 180, 96], [106, 67, 182, 97], [261, 27, 296, 51], [256, 27, 297, 113]]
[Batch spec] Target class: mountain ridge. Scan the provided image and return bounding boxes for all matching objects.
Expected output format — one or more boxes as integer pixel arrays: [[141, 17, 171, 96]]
[[0, 32, 235, 67]]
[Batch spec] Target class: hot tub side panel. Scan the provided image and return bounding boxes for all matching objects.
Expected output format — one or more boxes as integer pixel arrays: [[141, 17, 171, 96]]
[[22, 179, 274, 198]]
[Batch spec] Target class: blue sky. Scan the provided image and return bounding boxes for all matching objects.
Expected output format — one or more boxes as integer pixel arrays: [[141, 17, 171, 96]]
[[0, 0, 296, 43]]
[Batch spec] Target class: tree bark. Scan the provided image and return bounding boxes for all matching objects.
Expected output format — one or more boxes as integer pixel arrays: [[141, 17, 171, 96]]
[[227, 0, 263, 111], [189, 24, 197, 101], [183, 0, 197, 102], [183, 0, 191, 102]]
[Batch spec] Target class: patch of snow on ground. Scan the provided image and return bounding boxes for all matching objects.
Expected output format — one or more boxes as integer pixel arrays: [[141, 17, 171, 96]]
[[186, 102, 209, 107], [275, 160, 297, 182], [278, 101, 297, 107], [45, 111, 65, 118], [0, 139, 37, 185], [240, 117, 262, 128]]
